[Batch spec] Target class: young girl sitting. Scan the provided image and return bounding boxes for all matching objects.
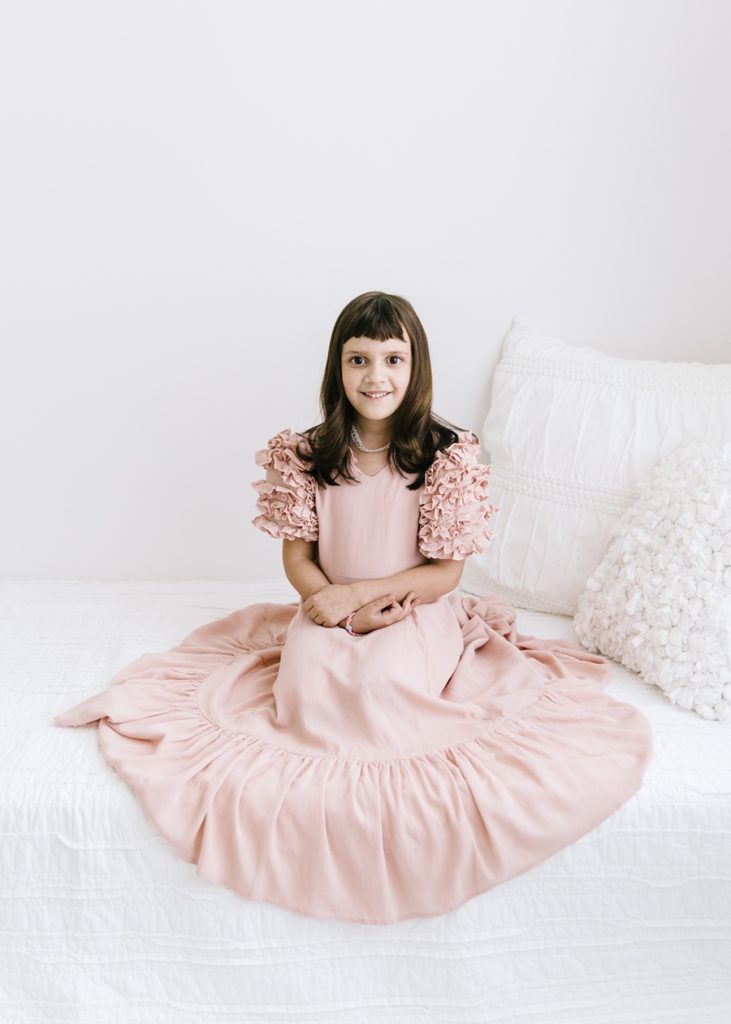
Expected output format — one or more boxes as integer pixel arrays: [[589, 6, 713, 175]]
[[55, 290, 653, 925]]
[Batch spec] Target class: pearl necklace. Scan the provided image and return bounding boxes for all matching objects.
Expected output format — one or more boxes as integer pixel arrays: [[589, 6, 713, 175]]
[[350, 424, 390, 453]]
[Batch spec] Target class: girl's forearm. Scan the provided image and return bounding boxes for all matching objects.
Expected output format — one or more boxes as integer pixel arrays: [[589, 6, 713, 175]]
[[286, 554, 461, 611], [351, 562, 461, 607], [284, 557, 332, 601]]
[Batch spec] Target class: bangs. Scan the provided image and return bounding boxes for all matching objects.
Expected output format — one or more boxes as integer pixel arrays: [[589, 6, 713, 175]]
[[344, 299, 408, 345]]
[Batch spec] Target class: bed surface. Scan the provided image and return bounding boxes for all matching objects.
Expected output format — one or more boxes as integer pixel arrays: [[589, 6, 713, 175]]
[[1, 580, 730, 1024]]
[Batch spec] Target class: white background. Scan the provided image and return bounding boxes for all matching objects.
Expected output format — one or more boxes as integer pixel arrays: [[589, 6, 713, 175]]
[[1, 0, 729, 580]]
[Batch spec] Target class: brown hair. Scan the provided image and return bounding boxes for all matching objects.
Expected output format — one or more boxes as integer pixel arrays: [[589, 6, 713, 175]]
[[293, 290, 472, 490]]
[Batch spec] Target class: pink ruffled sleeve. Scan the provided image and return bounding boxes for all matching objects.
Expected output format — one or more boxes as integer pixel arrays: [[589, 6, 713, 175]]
[[418, 431, 498, 560], [251, 428, 319, 542]]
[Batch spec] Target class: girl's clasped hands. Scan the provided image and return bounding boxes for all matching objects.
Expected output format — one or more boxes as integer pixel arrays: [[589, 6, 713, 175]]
[[302, 583, 419, 634]]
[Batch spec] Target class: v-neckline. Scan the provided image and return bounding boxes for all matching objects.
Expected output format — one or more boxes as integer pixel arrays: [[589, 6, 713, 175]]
[[353, 462, 388, 479], [349, 449, 389, 479]]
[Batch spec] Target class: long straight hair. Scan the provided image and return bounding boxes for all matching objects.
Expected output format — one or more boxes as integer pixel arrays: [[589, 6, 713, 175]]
[[294, 291, 472, 490]]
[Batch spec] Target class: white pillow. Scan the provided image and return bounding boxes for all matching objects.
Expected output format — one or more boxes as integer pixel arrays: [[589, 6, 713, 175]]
[[573, 441, 731, 721], [461, 317, 731, 614]]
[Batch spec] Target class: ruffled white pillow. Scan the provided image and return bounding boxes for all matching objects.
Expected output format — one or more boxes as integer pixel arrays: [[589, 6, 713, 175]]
[[574, 440, 731, 721]]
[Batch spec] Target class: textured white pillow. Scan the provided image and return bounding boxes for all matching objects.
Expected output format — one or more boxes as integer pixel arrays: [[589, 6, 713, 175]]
[[574, 441, 731, 721], [462, 317, 731, 614]]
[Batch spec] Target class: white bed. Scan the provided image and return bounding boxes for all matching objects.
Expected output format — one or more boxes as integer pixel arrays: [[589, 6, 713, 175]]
[[2, 579, 730, 1024]]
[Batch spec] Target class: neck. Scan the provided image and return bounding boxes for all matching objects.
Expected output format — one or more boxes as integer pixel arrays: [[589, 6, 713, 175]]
[[353, 419, 390, 449]]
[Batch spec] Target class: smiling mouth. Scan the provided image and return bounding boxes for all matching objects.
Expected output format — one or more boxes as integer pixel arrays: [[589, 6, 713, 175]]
[[361, 391, 391, 399]]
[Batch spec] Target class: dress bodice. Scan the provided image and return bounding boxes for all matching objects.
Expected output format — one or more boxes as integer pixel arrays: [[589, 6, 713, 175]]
[[315, 455, 428, 585]]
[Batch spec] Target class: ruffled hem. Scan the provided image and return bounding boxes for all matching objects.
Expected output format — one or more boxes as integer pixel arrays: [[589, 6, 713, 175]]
[[418, 430, 498, 560], [54, 601, 653, 925]]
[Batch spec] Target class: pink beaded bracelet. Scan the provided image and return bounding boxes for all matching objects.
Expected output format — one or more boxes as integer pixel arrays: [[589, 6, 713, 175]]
[[344, 610, 364, 637]]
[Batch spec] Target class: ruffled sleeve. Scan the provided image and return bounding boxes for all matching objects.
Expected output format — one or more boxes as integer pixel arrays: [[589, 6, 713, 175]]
[[417, 430, 498, 560], [251, 428, 319, 542]]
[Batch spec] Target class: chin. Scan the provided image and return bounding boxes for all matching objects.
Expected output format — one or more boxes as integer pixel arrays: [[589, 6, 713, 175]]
[[359, 406, 394, 420]]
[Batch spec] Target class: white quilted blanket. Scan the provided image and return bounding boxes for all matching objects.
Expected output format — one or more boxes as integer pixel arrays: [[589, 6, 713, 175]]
[[1, 581, 730, 1024]]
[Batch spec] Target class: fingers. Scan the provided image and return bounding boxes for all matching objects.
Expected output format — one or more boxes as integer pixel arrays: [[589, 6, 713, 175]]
[[372, 593, 420, 610], [383, 595, 416, 622], [379, 593, 419, 615], [357, 593, 422, 629]]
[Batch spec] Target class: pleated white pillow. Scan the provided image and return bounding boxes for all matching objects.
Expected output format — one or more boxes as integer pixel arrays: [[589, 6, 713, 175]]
[[462, 317, 731, 614], [573, 441, 731, 721]]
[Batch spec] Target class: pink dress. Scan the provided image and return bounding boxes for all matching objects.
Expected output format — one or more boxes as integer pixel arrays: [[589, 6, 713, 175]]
[[54, 428, 653, 924]]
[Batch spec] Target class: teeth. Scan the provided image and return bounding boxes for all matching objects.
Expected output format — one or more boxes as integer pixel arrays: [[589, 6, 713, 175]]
[[364, 392, 389, 397]]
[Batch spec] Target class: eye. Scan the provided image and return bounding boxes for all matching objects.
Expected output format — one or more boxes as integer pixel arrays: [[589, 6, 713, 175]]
[[347, 355, 404, 366]]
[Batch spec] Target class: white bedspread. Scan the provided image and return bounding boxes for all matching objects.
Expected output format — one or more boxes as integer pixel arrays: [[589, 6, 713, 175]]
[[1, 581, 730, 1024]]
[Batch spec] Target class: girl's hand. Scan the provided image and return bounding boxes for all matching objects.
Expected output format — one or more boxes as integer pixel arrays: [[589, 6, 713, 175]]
[[344, 592, 419, 634], [302, 584, 360, 628]]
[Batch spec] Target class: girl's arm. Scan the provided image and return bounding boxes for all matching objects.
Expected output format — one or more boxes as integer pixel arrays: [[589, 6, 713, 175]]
[[284, 541, 409, 631], [284, 541, 463, 620], [282, 539, 332, 599], [351, 559, 465, 607]]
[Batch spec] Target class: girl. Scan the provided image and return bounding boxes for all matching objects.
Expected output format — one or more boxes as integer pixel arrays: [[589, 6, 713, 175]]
[[54, 291, 653, 925]]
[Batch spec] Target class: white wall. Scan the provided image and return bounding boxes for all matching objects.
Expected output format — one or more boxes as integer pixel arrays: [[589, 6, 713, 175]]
[[1, 0, 729, 581]]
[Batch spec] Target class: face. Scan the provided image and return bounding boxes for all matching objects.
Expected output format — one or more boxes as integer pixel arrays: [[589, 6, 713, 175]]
[[341, 332, 412, 432]]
